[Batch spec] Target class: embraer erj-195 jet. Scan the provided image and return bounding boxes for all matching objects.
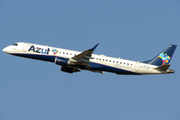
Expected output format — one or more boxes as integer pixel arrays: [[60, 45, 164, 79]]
[[3, 42, 177, 75]]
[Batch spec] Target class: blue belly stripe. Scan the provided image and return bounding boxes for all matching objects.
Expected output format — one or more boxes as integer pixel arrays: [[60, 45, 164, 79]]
[[11, 53, 140, 75]]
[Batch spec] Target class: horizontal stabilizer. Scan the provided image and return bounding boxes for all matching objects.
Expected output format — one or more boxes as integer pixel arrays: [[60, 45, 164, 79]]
[[154, 64, 170, 71]]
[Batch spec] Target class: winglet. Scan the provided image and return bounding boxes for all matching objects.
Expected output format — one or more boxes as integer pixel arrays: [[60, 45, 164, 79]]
[[88, 43, 99, 51]]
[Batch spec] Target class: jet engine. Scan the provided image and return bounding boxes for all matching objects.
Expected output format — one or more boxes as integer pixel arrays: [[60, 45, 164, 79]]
[[61, 66, 80, 73], [54, 57, 73, 66]]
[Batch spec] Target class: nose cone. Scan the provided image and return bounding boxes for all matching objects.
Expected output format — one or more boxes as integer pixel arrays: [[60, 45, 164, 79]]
[[2, 47, 8, 53]]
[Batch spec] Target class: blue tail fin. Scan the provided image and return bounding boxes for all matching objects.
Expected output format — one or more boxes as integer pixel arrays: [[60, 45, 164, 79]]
[[143, 44, 177, 66]]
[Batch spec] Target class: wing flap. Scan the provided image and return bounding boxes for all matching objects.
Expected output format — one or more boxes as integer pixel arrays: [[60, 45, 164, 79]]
[[83, 55, 94, 59], [78, 58, 90, 63]]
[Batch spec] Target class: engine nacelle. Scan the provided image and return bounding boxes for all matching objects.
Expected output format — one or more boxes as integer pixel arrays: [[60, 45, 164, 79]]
[[55, 57, 72, 66], [61, 66, 80, 73]]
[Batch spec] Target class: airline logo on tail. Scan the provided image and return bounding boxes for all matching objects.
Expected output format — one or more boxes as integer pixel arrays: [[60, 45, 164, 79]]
[[158, 53, 171, 65]]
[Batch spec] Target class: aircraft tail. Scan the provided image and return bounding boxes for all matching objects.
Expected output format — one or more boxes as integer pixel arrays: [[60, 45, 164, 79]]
[[143, 44, 177, 66]]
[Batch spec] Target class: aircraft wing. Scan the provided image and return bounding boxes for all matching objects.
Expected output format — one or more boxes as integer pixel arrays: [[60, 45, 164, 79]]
[[72, 43, 99, 65]]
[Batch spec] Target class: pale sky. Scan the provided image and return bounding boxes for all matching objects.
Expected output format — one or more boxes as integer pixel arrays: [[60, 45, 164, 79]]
[[1, 0, 180, 120]]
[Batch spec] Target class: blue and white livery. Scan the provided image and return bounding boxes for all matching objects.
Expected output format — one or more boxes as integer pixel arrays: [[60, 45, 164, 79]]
[[3, 42, 177, 75]]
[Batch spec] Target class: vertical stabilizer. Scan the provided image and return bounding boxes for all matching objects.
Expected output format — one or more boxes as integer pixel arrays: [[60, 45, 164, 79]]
[[148, 44, 177, 66]]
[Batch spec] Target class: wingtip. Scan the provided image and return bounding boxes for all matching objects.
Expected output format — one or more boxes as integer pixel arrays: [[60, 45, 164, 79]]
[[88, 43, 99, 51]]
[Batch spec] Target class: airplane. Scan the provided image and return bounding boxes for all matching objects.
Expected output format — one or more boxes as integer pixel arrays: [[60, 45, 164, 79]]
[[2, 42, 177, 75]]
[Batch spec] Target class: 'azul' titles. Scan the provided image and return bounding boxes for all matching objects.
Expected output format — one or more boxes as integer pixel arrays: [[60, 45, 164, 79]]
[[28, 45, 50, 54]]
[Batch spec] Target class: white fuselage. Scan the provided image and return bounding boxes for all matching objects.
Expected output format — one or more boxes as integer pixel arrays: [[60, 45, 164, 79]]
[[3, 42, 172, 75]]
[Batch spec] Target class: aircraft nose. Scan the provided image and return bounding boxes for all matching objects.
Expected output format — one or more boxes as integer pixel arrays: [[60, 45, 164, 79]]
[[2, 47, 8, 53]]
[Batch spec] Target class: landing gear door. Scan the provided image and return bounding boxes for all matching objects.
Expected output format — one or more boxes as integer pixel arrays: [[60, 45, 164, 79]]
[[135, 62, 139, 71], [23, 43, 30, 52]]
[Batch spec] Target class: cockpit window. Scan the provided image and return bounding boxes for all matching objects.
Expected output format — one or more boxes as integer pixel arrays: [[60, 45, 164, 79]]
[[12, 43, 18, 46]]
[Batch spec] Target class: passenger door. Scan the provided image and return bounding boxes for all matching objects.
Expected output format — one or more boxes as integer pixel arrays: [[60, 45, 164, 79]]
[[135, 62, 139, 71], [23, 43, 30, 52]]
